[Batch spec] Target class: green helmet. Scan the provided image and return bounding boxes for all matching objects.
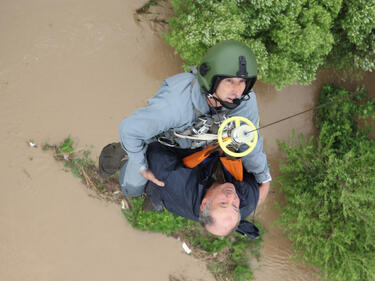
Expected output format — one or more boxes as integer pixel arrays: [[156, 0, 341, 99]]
[[197, 40, 257, 98]]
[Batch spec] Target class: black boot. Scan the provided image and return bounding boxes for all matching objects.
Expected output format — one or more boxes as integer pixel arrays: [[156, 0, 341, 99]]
[[142, 196, 156, 212], [99, 142, 128, 178], [142, 183, 164, 213]]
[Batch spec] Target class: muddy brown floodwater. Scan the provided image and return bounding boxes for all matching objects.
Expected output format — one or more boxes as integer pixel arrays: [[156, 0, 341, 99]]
[[1, 0, 374, 280]]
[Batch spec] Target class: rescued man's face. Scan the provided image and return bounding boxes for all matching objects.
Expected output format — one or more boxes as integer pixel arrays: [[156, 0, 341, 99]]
[[213, 77, 246, 104], [201, 182, 240, 236]]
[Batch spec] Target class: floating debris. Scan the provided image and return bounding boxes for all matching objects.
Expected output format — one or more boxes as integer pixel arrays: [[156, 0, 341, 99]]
[[182, 242, 192, 254], [28, 140, 37, 147], [121, 199, 131, 210], [63, 152, 69, 160]]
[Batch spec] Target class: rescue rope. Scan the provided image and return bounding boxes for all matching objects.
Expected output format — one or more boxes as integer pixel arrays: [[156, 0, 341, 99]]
[[249, 89, 362, 134]]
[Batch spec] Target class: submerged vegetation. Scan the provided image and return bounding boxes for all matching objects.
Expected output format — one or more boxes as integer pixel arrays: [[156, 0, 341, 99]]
[[43, 138, 123, 202], [277, 85, 375, 280], [163, 0, 375, 89], [136, 0, 166, 14], [44, 138, 262, 281]]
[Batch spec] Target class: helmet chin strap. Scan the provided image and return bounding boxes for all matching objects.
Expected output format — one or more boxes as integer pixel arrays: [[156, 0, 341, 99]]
[[207, 93, 242, 110]]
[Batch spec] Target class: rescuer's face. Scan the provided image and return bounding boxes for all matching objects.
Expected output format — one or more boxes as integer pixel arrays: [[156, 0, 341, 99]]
[[214, 77, 246, 104]]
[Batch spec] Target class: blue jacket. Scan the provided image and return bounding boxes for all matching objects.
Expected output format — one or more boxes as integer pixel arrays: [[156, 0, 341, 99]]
[[119, 72, 271, 183], [146, 142, 260, 238]]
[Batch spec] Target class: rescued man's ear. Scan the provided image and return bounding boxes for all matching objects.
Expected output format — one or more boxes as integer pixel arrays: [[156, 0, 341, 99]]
[[200, 198, 208, 211]]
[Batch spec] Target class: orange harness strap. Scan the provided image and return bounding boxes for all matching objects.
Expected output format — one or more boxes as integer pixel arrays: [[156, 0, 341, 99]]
[[182, 146, 243, 182], [219, 157, 243, 181], [182, 146, 216, 168]]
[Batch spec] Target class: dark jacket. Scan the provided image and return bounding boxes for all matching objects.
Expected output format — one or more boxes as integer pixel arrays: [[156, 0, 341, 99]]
[[146, 142, 260, 238]]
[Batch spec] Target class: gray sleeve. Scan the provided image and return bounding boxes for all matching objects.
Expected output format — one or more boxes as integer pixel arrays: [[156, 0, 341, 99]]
[[118, 82, 177, 173], [234, 92, 272, 183]]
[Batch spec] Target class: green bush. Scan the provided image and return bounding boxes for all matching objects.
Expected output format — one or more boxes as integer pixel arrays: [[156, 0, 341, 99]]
[[277, 85, 375, 280], [327, 0, 375, 74], [163, 0, 375, 90]]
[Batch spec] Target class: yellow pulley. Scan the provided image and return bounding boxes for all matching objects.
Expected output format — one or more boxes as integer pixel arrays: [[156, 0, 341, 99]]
[[217, 116, 258, 157]]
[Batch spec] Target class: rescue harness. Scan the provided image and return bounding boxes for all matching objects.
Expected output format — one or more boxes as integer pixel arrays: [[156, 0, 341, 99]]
[[158, 113, 259, 182]]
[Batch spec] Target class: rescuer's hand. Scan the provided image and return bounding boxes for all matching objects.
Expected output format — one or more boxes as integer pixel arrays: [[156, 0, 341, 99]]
[[257, 181, 270, 206], [141, 168, 165, 187]]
